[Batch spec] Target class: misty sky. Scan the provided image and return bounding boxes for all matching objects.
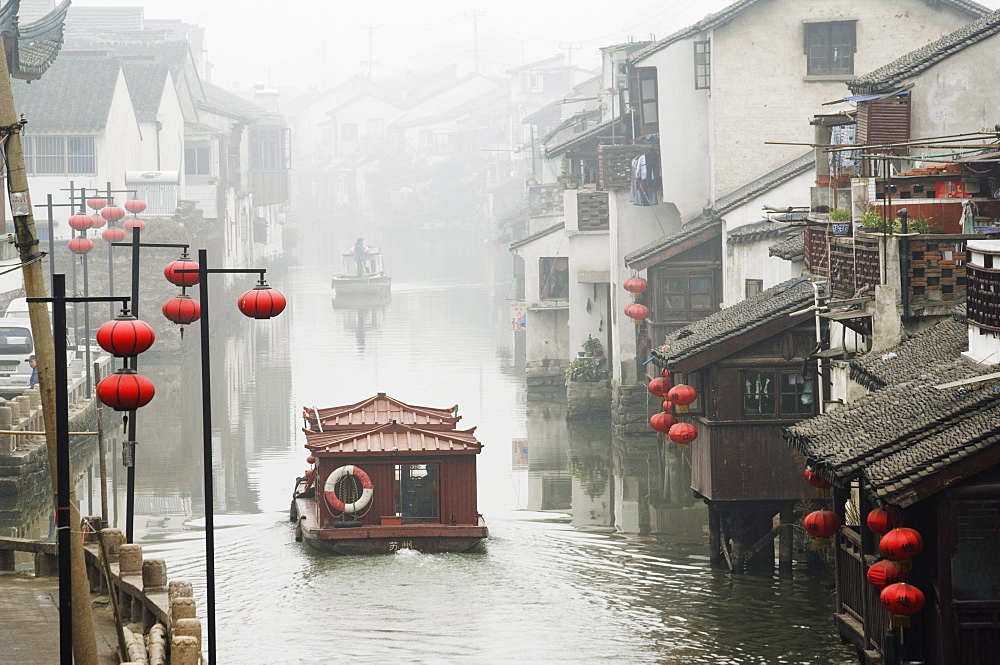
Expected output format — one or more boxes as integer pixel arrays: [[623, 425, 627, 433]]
[[78, 0, 1000, 92]]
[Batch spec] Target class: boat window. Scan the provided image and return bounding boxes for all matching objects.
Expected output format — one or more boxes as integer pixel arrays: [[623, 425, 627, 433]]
[[395, 464, 439, 523]]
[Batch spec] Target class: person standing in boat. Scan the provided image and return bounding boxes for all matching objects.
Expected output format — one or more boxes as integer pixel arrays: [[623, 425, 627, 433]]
[[353, 238, 367, 276]]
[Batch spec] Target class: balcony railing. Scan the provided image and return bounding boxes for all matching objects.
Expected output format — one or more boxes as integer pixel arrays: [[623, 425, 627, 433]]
[[598, 145, 643, 190]]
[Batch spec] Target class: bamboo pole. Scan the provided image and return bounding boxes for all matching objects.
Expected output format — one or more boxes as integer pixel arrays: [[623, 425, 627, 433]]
[[0, 38, 99, 664]]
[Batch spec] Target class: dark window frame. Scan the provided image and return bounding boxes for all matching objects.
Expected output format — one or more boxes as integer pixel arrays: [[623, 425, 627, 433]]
[[694, 40, 711, 90], [804, 21, 856, 76], [745, 279, 764, 299], [539, 257, 569, 300], [23, 135, 96, 176], [742, 370, 815, 418]]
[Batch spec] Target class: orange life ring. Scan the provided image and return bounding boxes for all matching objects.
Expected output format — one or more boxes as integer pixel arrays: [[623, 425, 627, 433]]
[[324, 465, 374, 514]]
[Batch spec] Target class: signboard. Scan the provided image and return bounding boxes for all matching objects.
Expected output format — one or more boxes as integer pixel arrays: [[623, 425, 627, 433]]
[[512, 439, 528, 470], [510, 301, 526, 332]]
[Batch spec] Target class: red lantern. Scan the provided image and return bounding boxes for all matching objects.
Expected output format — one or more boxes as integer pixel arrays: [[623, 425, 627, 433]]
[[803, 510, 841, 538], [668, 422, 697, 445], [101, 206, 125, 222], [67, 214, 93, 231], [238, 284, 286, 319], [803, 468, 832, 489], [880, 582, 925, 627], [162, 295, 201, 324], [649, 412, 677, 433], [661, 400, 672, 411], [124, 219, 146, 231], [68, 237, 94, 254], [667, 384, 697, 406], [124, 199, 147, 214], [86, 198, 107, 210], [624, 302, 649, 322], [867, 560, 907, 589], [867, 506, 904, 535], [623, 276, 648, 294], [306, 455, 317, 464], [164, 257, 200, 286], [96, 369, 155, 411], [96, 316, 155, 356], [305, 469, 315, 479], [879, 528, 923, 561], [647, 376, 671, 397], [102, 227, 126, 243], [90, 213, 106, 228]]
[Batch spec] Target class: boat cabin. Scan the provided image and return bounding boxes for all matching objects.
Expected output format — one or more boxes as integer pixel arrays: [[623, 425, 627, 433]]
[[339, 245, 385, 277]]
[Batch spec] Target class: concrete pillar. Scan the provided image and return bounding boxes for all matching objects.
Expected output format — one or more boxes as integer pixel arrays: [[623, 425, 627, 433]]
[[101, 528, 124, 562], [779, 507, 794, 579], [34, 551, 58, 577], [27, 387, 40, 410], [119, 543, 142, 574], [170, 635, 201, 665], [168, 580, 193, 603], [172, 618, 202, 648], [0, 406, 11, 454], [170, 597, 197, 627], [13, 395, 30, 419], [6, 400, 18, 424], [141, 558, 167, 591]]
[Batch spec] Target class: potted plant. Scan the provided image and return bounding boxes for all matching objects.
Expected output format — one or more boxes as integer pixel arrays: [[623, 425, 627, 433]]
[[558, 172, 582, 190], [829, 208, 853, 236], [564, 358, 599, 382], [581, 335, 604, 358]]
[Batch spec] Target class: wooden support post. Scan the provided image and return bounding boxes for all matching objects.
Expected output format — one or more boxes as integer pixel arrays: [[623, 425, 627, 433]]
[[778, 507, 794, 579]]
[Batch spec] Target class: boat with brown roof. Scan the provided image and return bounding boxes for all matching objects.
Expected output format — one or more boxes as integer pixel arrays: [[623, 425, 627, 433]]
[[291, 393, 488, 554]]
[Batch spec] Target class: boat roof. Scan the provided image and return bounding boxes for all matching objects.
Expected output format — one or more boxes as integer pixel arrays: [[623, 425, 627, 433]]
[[304, 392, 460, 431], [304, 421, 483, 456], [341, 246, 382, 257]]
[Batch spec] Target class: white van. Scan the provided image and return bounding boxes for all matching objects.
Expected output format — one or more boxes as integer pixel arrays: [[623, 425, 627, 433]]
[[0, 317, 36, 391], [4, 297, 53, 319]]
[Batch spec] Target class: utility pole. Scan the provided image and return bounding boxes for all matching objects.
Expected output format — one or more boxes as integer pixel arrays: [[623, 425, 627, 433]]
[[0, 37, 99, 665], [468, 11, 484, 74], [560, 42, 580, 66], [361, 24, 379, 79]]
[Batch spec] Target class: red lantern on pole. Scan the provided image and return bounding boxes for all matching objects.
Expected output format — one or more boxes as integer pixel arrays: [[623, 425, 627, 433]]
[[124, 199, 147, 214], [164, 257, 200, 286], [124, 219, 146, 231], [867, 506, 904, 535], [96, 315, 155, 356], [68, 237, 94, 254], [101, 206, 125, 222], [623, 276, 648, 296], [879, 528, 923, 561], [162, 295, 201, 325], [306, 455, 316, 465], [67, 214, 93, 231], [86, 198, 107, 210], [668, 422, 697, 445], [102, 227, 126, 243], [96, 369, 155, 411], [803, 468, 832, 489], [666, 384, 697, 406], [803, 510, 841, 538], [623, 302, 649, 323], [647, 376, 671, 398], [880, 582, 925, 628], [238, 284, 286, 319], [867, 560, 907, 589], [90, 213, 106, 228], [649, 412, 677, 433]]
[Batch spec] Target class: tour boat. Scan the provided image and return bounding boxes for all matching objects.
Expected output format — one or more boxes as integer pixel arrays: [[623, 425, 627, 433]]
[[291, 393, 488, 554], [330, 245, 391, 297]]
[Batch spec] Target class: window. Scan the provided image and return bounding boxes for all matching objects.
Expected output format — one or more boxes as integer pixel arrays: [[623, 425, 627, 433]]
[[694, 41, 711, 90], [805, 21, 856, 76], [249, 126, 285, 169], [745, 279, 764, 298], [539, 257, 569, 300], [396, 464, 439, 522], [743, 371, 814, 416], [185, 145, 211, 176], [23, 136, 95, 175], [659, 270, 715, 321], [629, 67, 659, 134], [341, 122, 359, 142]]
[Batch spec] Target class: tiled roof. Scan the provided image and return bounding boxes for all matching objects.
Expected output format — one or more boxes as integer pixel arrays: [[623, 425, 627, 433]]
[[769, 232, 804, 261], [728, 219, 802, 244], [509, 222, 564, 250], [850, 9, 1000, 94], [651, 278, 816, 368], [12, 52, 121, 132], [3, 0, 70, 81], [123, 61, 169, 119], [786, 356, 1000, 506], [545, 116, 624, 158], [305, 393, 459, 432], [625, 152, 813, 268], [198, 81, 273, 122], [850, 315, 969, 391], [630, 0, 990, 64], [304, 421, 483, 456]]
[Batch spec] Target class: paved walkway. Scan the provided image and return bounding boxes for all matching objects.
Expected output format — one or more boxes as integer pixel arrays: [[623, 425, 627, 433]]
[[0, 572, 120, 665]]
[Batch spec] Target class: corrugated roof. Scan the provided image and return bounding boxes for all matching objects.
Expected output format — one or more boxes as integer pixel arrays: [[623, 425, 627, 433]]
[[305, 421, 483, 456], [850, 9, 1000, 94], [12, 52, 121, 132], [305, 392, 460, 432]]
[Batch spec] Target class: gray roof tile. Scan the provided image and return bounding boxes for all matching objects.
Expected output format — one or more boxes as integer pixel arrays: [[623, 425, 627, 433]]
[[13, 52, 120, 132], [850, 316, 969, 390], [769, 232, 804, 261]]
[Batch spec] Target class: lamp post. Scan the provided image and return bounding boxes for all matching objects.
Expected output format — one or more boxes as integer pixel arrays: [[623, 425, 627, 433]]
[[29, 276, 130, 665], [178, 250, 285, 665]]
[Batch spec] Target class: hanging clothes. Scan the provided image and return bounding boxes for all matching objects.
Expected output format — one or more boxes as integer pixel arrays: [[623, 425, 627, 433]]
[[630, 151, 660, 206]]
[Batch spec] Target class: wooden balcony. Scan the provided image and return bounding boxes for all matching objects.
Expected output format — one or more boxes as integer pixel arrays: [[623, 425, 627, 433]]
[[597, 145, 643, 190]]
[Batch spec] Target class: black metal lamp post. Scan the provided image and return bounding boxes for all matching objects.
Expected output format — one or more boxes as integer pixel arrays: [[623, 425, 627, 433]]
[[29, 276, 130, 665], [178, 249, 286, 665]]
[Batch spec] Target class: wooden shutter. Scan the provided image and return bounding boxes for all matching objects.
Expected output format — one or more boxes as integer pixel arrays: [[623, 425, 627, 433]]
[[858, 94, 910, 154]]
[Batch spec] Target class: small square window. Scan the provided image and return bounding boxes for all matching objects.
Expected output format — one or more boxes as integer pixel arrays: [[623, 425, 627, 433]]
[[745, 279, 764, 298], [804, 21, 856, 76]]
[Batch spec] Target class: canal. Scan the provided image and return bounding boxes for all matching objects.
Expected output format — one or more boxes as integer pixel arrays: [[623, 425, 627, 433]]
[[72, 224, 855, 663]]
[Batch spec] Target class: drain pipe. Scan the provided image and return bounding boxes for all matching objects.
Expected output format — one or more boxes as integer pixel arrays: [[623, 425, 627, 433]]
[[898, 208, 910, 319]]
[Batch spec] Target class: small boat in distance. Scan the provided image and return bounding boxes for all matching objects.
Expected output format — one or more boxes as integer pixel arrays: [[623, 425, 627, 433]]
[[331, 244, 390, 297], [291, 393, 488, 554]]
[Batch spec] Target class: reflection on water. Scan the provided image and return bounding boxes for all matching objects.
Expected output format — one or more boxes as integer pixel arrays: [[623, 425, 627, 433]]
[[64, 228, 853, 663]]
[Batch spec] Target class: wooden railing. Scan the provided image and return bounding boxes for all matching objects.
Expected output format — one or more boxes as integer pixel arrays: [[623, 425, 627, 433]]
[[835, 527, 889, 658]]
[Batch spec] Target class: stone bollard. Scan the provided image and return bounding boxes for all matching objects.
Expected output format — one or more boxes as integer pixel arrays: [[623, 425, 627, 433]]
[[6, 400, 18, 424], [170, 635, 200, 665], [168, 580, 193, 603], [142, 558, 167, 591], [170, 597, 197, 628], [101, 529, 125, 562], [172, 618, 201, 649], [14, 396, 31, 419], [119, 543, 143, 575], [0, 405, 11, 455], [27, 388, 40, 410]]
